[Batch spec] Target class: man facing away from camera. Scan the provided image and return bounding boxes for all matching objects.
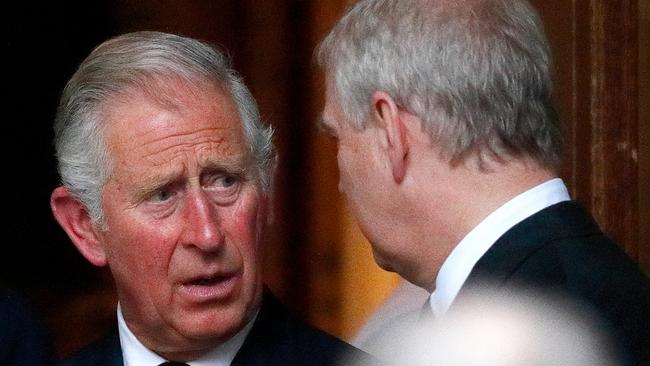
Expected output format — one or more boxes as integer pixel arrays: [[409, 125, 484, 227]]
[[317, 0, 650, 364], [50, 31, 373, 366]]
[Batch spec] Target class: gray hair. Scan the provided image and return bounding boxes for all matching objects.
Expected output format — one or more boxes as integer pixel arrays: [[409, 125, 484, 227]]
[[54, 31, 275, 225], [318, 0, 562, 168]]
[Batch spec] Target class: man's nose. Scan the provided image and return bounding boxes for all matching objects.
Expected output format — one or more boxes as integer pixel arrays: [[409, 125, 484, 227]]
[[182, 190, 224, 252]]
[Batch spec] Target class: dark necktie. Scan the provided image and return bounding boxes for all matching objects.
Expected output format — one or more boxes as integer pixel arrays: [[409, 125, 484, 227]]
[[158, 362, 190, 366]]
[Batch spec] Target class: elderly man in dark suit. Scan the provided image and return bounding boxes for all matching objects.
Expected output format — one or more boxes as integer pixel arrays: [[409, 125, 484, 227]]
[[317, 0, 650, 365], [51, 31, 372, 366]]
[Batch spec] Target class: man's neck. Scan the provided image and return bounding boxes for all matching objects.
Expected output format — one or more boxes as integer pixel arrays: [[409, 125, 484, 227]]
[[406, 156, 557, 291], [118, 304, 258, 365]]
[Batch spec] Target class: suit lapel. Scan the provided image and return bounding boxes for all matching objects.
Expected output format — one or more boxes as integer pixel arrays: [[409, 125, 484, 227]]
[[230, 292, 289, 366], [106, 330, 124, 366], [95, 328, 124, 366]]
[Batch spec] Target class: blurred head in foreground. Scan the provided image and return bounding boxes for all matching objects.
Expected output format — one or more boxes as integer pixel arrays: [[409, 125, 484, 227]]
[[376, 288, 621, 366]]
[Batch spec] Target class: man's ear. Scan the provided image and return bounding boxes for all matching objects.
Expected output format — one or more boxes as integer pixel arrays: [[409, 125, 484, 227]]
[[372, 91, 409, 183], [50, 186, 107, 266]]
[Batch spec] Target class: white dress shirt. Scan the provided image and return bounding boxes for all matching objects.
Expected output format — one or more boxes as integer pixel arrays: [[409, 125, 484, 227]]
[[118, 304, 257, 366], [429, 178, 571, 317]]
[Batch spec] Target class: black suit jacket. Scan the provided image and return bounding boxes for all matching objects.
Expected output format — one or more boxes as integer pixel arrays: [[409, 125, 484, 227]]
[[57, 291, 374, 366], [0, 289, 53, 366], [459, 201, 650, 365]]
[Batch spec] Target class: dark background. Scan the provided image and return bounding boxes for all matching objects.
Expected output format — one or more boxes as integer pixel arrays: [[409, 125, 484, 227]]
[[3, 2, 112, 295]]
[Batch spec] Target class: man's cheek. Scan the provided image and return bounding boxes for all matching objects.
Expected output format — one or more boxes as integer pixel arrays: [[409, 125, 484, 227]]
[[229, 194, 261, 232]]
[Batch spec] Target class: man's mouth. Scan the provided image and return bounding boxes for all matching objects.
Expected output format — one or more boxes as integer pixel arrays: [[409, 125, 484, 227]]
[[179, 272, 242, 302], [189, 275, 229, 286]]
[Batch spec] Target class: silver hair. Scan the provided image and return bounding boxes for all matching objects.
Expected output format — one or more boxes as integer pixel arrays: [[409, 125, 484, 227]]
[[318, 0, 562, 168], [54, 31, 275, 225]]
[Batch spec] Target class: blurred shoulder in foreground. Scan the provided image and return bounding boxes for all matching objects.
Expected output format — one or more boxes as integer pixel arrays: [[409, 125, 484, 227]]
[[369, 287, 625, 366]]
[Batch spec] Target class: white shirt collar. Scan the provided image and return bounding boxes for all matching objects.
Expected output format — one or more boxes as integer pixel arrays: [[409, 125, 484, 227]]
[[429, 178, 570, 317], [118, 304, 257, 366]]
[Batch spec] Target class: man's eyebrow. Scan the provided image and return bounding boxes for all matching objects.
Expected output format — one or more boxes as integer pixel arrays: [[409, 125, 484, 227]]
[[317, 114, 337, 137], [199, 161, 248, 177], [128, 156, 250, 194], [130, 171, 183, 201]]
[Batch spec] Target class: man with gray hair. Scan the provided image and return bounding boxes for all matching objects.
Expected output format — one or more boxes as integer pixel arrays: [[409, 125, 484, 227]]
[[51, 31, 372, 366], [317, 0, 650, 364]]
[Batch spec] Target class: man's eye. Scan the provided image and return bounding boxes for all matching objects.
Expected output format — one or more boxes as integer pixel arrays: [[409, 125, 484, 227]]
[[220, 175, 236, 187], [204, 173, 241, 191], [210, 174, 237, 188], [151, 189, 175, 202]]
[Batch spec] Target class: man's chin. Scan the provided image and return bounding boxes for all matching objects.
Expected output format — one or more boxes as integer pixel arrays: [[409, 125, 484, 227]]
[[144, 321, 239, 362], [371, 247, 396, 273], [182, 309, 248, 340], [173, 284, 261, 340]]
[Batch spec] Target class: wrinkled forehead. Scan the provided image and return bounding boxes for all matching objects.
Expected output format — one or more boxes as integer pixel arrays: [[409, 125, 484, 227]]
[[101, 77, 251, 167], [100, 75, 246, 141], [106, 74, 228, 113]]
